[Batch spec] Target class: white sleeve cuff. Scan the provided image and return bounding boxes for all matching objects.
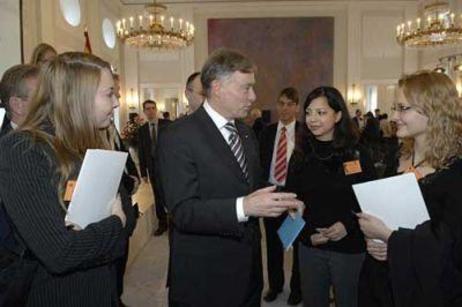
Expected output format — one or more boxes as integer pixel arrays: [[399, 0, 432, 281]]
[[236, 197, 249, 222]]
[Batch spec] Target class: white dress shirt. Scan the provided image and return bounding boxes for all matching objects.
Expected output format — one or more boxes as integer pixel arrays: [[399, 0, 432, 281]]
[[203, 101, 248, 222], [10, 121, 18, 130], [268, 120, 296, 186]]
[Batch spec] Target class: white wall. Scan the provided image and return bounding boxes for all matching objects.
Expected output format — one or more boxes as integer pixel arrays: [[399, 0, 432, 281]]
[[22, 0, 125, 127], [19, 0, 462, 122], [0, 0, 21, 76]]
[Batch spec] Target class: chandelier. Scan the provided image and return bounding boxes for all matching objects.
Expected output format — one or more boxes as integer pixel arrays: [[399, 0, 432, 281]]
[[116, 1, 194, 50], [396, 0, 462, 48], [433, 53, 462, 96]]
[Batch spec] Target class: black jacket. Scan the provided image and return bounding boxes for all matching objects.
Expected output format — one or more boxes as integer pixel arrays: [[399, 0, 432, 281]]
[[157, 106, 264, 306], [138, 119, 171, 177]]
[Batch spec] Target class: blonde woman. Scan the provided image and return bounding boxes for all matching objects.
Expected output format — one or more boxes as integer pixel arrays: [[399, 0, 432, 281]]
[[0, 52, 133, 306], [30, 43, 57, 66], [357, 71, 462, 307]]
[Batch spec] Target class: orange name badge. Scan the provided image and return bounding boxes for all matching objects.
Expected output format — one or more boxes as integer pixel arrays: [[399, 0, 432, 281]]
[[343, 160, 362, 175], [64, 180, 76, 202]]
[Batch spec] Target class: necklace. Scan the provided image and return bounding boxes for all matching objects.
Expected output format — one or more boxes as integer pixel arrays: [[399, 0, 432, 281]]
[[309, 140, 334, 161], [405, 152, 426, 180]]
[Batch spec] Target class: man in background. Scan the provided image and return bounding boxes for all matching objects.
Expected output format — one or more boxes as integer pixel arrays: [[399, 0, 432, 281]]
[[0, 64, 39, 137], [138, 100, 170, 236], [259, 87, 302, 305], [185, 72, 204, 113]]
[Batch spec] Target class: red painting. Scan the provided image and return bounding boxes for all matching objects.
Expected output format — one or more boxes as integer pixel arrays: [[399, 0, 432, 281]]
[[208, 17, 334, 121]]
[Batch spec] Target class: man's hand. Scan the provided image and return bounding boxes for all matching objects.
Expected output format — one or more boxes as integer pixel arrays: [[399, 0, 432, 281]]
[[243, 186, 304, 218], [317, 222, 347, 242], [366, 239, 388, 261]]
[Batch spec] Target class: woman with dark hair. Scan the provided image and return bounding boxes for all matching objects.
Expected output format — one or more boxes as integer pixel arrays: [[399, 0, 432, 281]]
[[286, 86, 376, 307]]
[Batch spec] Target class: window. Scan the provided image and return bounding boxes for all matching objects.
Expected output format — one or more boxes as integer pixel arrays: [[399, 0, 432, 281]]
[[365, 85, 378, 112], [102, 18, 116, 49], [59, 0, 81, 27]]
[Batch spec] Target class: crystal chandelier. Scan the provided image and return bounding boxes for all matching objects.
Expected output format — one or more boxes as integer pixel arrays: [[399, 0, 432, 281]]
[[116, 1, 194, 50], [396, 0, 462, 48]]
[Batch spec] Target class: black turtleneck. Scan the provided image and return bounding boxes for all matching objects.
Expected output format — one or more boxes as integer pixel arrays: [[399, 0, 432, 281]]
[[286, 138, 377, 253]]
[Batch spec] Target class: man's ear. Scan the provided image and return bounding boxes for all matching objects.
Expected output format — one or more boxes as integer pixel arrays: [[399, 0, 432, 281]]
[[210, 79, 222, 99]]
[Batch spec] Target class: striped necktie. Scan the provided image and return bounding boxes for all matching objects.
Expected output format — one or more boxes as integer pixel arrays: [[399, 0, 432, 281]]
[[224, 122, 249, 180], [274, 127, 287, 184]]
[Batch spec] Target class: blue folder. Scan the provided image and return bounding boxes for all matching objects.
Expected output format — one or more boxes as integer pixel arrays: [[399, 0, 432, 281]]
[[277, 213, 306, 250]]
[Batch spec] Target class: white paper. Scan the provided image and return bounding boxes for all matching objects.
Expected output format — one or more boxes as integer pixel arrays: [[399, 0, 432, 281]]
[[353, 173, 430, 230], [65, 149, 128, 229], [0, 108, 5, 130]]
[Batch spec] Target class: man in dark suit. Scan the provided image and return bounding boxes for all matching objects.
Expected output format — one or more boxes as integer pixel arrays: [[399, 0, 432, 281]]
[[138, 100, 170, 236], [0, 64, 39, 137], [0, 64, 38, 254], [259, 87, 302, 305], [185, 71, 204, 113], [352, 109, 363, 130], [157, 48, 304, 307]]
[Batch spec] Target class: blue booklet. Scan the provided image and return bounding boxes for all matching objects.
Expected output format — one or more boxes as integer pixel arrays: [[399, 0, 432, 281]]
[[277, 213, 306, 250]]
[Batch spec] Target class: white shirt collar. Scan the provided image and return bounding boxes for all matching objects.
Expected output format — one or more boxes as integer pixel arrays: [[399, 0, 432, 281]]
[[203, 100, 233, 129], [277, 120, 296, 132], [10, 121, 18, 130]]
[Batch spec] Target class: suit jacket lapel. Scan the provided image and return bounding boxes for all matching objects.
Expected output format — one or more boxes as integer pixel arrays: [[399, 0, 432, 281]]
[[195, 107, 249, 184]]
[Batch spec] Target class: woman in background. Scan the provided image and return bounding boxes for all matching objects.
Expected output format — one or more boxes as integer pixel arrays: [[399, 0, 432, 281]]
[[286, 86, 376, 307], [358, 70, 462, 307], [0, 52, 133, 306], [30, 43, 57, 66]]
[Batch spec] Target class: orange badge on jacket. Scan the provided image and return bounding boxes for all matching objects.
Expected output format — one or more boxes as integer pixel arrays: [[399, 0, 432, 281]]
[[343, 160, 362, 175], [64, 180, 76, 201]]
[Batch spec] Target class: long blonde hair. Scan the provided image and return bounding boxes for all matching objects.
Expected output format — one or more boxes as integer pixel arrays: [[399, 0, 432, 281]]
[[21, 52, 112, 203], [399, 70, 462, 169]]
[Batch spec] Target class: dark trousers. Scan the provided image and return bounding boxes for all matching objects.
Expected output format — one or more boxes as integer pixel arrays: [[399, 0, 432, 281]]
[[298, 244, 365, 307], [263, 215, 301, 293], [148, 168, 167, 225]]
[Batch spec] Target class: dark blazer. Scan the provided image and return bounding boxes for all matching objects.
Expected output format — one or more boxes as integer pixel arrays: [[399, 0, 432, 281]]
[[138, 119, 170, 178], [114, 128, 139, 196], [259, 121, 301, 184], [157, 106, 263, 307], [0, 121, 12, 139], [0, 132, 129, 307]]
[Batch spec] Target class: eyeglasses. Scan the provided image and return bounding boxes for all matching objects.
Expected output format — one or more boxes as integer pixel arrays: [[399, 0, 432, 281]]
[[391, 104, 413, 113]]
